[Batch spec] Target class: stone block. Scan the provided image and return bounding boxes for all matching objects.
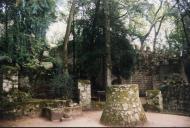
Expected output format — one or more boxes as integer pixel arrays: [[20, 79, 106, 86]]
[[78, 80, 91, 110], [145, 90, 163, 112], [2, 68, 18, 92], [42, 107, 64, 121], [42, 104, 82, 121]]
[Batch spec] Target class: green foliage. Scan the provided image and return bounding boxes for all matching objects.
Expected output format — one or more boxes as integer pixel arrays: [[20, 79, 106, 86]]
[[75, 0, 136, 80], [137, 47, 181, 72], [111, 33, 137, 79], [0, 89, 31, 111], [50, 72, 74, 99], [160, 73, 185, 87], [0, 0, 56, 67]]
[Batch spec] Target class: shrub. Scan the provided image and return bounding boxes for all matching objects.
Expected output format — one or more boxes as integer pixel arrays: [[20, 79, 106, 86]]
[[50, 72, 74, 100], [0, 89, 31, 112]]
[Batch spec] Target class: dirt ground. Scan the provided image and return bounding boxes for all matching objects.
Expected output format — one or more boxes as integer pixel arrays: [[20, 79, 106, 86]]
[[0, 111, 190, 127]]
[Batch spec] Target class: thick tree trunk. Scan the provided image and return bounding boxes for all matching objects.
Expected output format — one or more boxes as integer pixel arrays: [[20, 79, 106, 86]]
[[103, 0, 112, 87], [63, 0, 75, 73], [179, 8, 190, 82]]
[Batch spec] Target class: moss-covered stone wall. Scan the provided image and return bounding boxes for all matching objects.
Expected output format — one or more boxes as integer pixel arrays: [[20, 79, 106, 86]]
[[161, 84, 190, 115], [124, 71, 153, 96], [1, 66, 19, 92], [144, 90, 163, 112], [0, 99, 67, 119]]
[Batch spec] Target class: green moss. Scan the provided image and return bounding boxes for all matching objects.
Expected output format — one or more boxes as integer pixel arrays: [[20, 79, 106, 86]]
[[146, 90, 160, 98], [1, 66, 18, 74], [78, 80, 90, 84], [0, 97, 68, 120], [106, 86, 137, 103], [24, 99, 67, 108], [101, 109, 141, 127], [101, 85, 147, 127]]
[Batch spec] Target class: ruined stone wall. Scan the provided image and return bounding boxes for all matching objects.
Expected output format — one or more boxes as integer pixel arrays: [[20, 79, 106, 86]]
[[0, 99, 67, 119], [125, 63, 182, 96], [78, 80, 91, 110], [18, 74, 30, 92], [161, 84, 190, 115], [144, 90, 163, 112], [124, 71, 153, 96], [1, 66, 18, 92]]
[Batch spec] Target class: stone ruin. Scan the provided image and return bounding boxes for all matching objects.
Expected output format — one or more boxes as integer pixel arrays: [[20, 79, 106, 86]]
[[1, 66, 19, 92], [100, 84, 147, 127], [144, 90, 163, 112], [42, 103, 82, 121], [78, 80, 91, 110]]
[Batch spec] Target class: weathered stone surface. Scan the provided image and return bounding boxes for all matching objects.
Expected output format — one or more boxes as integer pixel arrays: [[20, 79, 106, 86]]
[[124, 71, 153, 96], [64, 106, 82, 117], [78, 80, 91, 110], [19, 76, 30, 88], [43, 51, 49, 57], [144, 90, 163, 112], [42, 105, 82, 121], [49, 107, 64, 121], [41, 62, 53, 70], [161, 84, 190, 115], [1, 66, 19, 92], [100, 84, 147, 127]]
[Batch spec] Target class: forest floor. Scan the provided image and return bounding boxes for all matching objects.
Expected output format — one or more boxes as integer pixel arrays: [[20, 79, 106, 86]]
[[0, 111, 190, 127]]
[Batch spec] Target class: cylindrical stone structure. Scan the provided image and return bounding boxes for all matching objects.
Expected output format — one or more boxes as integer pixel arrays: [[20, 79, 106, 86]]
[[100, 84, 147, 127]]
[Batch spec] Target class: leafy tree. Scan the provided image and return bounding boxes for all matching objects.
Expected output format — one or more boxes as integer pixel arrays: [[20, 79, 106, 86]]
[[73, 0, 136, 89], [0, 0, 56, 67]]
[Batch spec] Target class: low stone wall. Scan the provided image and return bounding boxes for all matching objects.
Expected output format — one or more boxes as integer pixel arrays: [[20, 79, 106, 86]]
[[78, 80, 91, 110], [124, 71, 153, 96], [42, 105, 82, 121], [144, 90, 163, 112], [161, 84, 190, 115], [100, 84, 147, 127], [0, 99, 67, 119]]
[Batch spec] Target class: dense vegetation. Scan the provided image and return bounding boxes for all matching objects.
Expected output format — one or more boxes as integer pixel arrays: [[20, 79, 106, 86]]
[[0, 0, 190, 101]]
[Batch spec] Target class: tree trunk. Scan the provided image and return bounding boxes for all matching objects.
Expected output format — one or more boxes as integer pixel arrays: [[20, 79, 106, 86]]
[[140, 0, 163, 52], [153, 16, 165, 52], [90, 0, 100, 45], [5, 4, 8, 52], [72, 15, 76, 74], [180, 59, 188, 83], [63, 0, 75, 73], [103, 0, 112, 87]]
